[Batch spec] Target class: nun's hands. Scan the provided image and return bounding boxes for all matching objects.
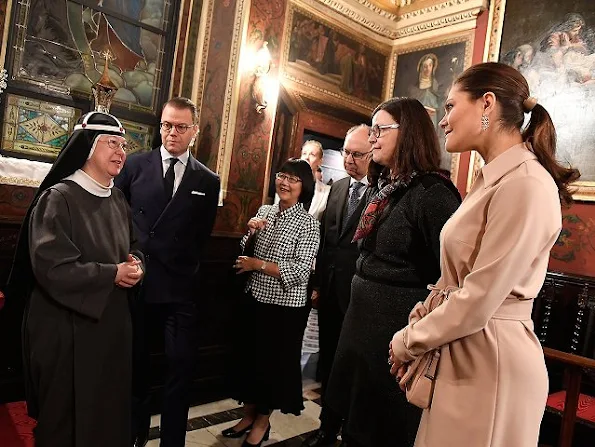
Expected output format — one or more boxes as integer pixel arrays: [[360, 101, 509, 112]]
[[115, 254, 144, 288]]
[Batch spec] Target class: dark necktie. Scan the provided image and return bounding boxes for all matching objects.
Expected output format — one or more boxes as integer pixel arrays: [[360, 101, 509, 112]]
[[164, 158, 179, 200], [343, 181, 364, 229]]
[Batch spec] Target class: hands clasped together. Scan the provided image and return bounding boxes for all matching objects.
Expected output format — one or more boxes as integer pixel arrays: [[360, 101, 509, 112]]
[[234, 217, 267, 274], [115, 254, 144, 288], [388, 338, 408, 392]]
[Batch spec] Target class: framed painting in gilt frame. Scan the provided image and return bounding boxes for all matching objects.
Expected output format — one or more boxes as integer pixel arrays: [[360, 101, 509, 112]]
[[480, 0, 595, 200], [280, 2, 391, 114], [392, 31, 475, 183]]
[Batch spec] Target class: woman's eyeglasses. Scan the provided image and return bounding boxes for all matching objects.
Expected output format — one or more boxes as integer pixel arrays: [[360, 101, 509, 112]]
[[369, 123, 400, 139], [341, 148, 372, 160], [275, 172, 302, 184], [160, 122, 194, 134], [103, 138, 128, 151]]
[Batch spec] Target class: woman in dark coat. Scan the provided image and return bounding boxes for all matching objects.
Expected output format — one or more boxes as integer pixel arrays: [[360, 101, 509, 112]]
[[7, 112, 144, 447], [325, 98, 461, 447]]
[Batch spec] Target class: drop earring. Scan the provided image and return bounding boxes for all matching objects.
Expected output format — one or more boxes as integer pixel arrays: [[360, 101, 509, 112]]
[[481, 114, 490, 131]]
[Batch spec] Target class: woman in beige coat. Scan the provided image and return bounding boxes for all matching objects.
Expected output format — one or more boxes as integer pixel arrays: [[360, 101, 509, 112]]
[[389, 62, 580, 447]]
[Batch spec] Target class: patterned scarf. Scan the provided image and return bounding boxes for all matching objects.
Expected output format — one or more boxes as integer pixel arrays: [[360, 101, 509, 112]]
[[352, 171, 450, 242]]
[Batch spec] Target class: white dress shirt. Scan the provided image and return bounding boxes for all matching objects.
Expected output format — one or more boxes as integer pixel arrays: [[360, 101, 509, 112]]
[[160, 145, 189, 196], [308, 180, 331, 221], [349, 175, 369, 202]]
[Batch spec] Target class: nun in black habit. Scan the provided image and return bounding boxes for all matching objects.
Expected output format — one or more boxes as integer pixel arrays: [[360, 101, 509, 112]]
[[7, 111, 144, 447]]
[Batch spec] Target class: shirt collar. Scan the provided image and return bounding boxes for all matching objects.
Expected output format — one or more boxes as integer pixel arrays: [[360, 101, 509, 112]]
[[273, 202, 304, 218], [160, 145, 190, 166], [64, 169, 112, 197], [350, 175, 369, 187], [481, 143, 537, 188]]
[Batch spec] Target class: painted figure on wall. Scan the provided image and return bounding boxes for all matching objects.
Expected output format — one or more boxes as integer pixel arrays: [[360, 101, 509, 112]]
[[500, 6, 595, 181], [286, 12, 387, 103], [408, 53, 441, 128], [393, 41, 467, 174]]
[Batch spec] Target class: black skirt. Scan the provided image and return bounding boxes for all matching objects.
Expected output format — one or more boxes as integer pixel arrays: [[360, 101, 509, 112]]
[[231, 293, 309, 415], [326, 274, 425, 447]]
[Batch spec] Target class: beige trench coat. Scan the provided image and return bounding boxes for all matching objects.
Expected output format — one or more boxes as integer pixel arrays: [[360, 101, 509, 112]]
[[392, 144, 561, 447]]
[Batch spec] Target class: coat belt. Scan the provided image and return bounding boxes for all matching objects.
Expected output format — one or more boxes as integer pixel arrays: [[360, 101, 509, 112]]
[[492, 298, 534, 321]]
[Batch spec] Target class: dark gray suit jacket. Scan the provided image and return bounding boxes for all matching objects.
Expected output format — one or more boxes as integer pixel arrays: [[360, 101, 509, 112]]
[[314, 176, 369, 314]]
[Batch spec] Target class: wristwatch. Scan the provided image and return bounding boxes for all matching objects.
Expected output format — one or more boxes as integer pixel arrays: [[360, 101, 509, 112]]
[[260, 261, 267, 271]]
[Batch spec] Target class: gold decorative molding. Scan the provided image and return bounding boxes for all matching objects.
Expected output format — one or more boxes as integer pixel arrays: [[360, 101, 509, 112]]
[[311, 0, 487, 41], [395, 8, 482, 39], [483, 0, 506, 62], [386, 49, 398, 101], [301, 0, 400, 40], [466, 150, 483, 192], [216, 0, 250, 201], [284, 76, 374, 115], [0, 176, 41, 188], [357, 0, 400, 19], [0, 0, 13, 69], [289, 88, 369, 126], [398, 0, 472, 20], [190, 0, 216, 124]]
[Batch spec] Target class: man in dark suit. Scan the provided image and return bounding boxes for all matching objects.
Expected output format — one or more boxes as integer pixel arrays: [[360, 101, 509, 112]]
[[115, 97, 220, 447], [303, 124, 372, 447]]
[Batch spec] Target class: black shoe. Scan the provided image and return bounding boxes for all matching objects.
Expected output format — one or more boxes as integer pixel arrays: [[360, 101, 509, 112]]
[[241, 424, 270, 447], [132, 436, 148, 447], [302, 430, 338, 447], [221, 422, 254, 438]]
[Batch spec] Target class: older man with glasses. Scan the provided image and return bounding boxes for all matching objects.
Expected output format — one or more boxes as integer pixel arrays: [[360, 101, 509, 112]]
[[303, 124, 372, 447]]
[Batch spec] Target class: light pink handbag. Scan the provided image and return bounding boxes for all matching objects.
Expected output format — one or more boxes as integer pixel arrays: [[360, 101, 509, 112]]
[[398, 285, 458, 409]]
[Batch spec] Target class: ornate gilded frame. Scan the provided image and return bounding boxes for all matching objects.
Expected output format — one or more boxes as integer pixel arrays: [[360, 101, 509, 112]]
[[392, 30, 475, 184], [476, 0, 595, 200], [279, 1, 393, 117], [215, 0, 251, 202]]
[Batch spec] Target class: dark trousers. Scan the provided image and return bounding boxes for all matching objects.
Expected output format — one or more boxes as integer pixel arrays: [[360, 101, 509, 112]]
[[317, 285, 346, 436], [131, 301, 199, 447]]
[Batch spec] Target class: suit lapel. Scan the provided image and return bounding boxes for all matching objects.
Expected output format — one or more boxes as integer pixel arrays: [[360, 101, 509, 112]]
[[152, 155, 203, 229], [149, 148, 168, 206], [335, 178, 350, 234]]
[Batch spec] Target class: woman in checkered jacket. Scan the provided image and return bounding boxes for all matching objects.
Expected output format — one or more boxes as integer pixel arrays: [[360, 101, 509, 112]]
[[225, 158, 321, 447]]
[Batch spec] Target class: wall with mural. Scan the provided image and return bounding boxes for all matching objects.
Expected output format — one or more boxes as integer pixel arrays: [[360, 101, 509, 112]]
[[195, 0, 239, 171], [215, 0, 288, 235]]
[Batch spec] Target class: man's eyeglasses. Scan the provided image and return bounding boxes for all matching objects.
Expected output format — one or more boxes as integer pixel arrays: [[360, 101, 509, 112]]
[[341, 148, 372, 160], [103, 138, 128, 151], [160, 122, 195, 134], [275, 172, 302, 184], [369, 123, 400, 139]]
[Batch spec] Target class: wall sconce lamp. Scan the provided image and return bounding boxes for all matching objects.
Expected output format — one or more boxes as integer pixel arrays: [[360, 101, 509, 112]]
[[252, 42, 272, 114]]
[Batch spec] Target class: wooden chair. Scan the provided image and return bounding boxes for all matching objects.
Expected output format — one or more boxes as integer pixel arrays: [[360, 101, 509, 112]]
[[544, 347, 595, 447]]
